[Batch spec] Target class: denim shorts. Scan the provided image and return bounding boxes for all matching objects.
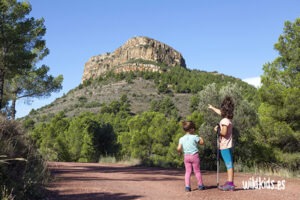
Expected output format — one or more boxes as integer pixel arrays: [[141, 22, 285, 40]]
[[220, 148, 233, 169]]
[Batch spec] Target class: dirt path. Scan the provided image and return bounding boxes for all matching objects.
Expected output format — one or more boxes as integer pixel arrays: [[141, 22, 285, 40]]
[[46, 162, 299, 200]]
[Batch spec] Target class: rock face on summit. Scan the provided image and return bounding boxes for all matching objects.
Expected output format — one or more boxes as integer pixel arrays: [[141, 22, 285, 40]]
[[82, 36, 186, 82]]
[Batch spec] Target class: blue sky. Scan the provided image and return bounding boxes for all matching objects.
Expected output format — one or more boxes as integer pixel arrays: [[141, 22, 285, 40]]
[[16, 0, 300, 118]]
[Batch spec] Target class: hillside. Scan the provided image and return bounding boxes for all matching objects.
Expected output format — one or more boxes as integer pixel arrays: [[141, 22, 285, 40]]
[[24, 36, 256, 122], [25, 69, 254, 122]]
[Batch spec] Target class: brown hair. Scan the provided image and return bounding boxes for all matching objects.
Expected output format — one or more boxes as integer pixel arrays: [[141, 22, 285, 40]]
[[182, 120, 196, 132], [220, 96, 234, 119]]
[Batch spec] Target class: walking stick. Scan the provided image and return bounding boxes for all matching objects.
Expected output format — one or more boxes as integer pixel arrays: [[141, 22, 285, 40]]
[[216, 124, 221, 187]]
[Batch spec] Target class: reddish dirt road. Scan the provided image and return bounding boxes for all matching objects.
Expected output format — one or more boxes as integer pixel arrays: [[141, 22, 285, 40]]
[[46, 162, 299, 200]]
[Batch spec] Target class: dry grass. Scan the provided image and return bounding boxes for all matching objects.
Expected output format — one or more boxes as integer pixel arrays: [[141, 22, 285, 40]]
[[98, 156, 141, 166], [22, 78, 192, 122], [0, 116, 49, 199], [235, 160, 299, 178]]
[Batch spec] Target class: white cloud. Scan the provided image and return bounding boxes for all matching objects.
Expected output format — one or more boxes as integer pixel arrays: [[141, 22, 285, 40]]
[[243, 77, 261, 88]]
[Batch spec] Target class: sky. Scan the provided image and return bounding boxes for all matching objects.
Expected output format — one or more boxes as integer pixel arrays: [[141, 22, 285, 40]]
[[15, 0, 300, 118]]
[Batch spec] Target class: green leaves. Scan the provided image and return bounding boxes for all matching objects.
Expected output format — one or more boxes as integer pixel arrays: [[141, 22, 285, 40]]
[[257, 18, 300, 170], [29, 111, 119, 163], [0, 0, 61, 116], [259, 18, 300, 134], [150, 96, 178, 118], [111, 111, 181, 165]]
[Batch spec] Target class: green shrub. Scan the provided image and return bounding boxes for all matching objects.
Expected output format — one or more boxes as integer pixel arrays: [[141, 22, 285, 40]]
[[0, 116, 49, 200]]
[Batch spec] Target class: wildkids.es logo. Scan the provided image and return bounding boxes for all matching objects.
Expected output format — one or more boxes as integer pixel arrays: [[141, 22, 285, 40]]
[[242, 176, 286, 190]]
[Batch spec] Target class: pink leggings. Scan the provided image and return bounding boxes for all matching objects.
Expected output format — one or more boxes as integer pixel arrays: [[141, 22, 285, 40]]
[[184, 153, 203, 187]]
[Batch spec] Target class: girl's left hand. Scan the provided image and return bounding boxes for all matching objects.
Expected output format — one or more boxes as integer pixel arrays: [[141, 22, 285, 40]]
[[214, 125, 218, 132]]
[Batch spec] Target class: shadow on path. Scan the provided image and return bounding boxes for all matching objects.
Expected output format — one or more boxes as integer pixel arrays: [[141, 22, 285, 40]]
[[47, 191, 143, 200]]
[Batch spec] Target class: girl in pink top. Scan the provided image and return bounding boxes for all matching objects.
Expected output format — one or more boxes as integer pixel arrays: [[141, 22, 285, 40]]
[[208, 96, 235, 191]]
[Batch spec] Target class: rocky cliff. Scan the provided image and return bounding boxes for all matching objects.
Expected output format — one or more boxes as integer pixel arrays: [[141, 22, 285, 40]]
[[82, 36, 186, 82]]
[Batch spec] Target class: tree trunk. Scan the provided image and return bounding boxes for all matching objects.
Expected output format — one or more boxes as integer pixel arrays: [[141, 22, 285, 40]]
[[0, 69, 5, 110], [11, 98, 16, 120]]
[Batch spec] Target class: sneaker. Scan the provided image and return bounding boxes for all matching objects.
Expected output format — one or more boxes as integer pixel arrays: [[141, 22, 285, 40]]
[[218, 182, 235, 191], [185, 186, 191, 192], [198, 185, 206, 190]]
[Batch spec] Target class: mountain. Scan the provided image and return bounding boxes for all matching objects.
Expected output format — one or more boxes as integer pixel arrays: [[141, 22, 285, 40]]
[[82, 36, 186, 82], [24, 36, 255, 121]]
